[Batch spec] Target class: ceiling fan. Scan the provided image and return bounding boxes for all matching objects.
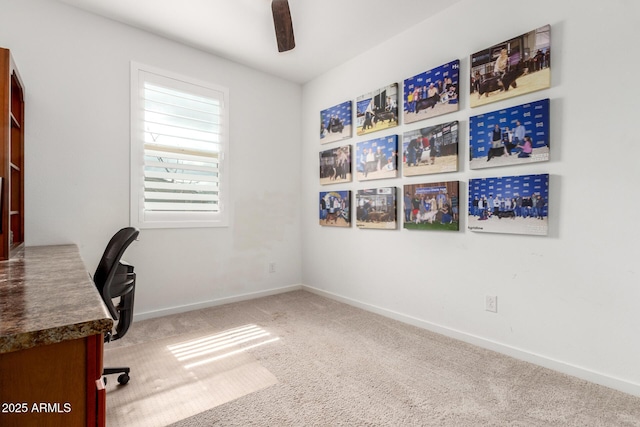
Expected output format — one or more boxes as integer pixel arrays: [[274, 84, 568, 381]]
[[271, 0, 295, 52]]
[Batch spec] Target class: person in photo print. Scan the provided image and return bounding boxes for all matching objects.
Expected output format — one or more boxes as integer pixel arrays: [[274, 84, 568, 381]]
[[494, 48, 509, 82], [412, 86, 421, 113], [451, 193, 459, 222], [407, 89, 415, 113], [513, 136, 533, 158], [406, 138, 419, 167], [320, 197, 327, 220], [487, 124, 503, 162], [359, 148, 368, 176], [513, 120, 526, 144], [536, 193, 546, 219], [492, 124, 502, 148], [366, 147, 376, 173], [375, 146, 387, 171], [502, 127, 516, 155], [404, 192, 412, 222]]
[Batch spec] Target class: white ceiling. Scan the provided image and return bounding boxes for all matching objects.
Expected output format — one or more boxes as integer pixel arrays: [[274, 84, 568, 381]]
[[55, 0, 462, 84]]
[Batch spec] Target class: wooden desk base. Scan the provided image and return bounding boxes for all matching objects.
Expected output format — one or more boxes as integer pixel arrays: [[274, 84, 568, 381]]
[[0, 334, 104, 427]]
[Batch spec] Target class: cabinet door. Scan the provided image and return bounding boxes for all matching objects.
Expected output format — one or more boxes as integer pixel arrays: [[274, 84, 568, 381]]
[[0, 337, 89, 426]]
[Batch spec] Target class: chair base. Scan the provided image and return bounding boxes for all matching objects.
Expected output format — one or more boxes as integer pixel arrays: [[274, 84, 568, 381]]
[[103, 366, 130, 385]]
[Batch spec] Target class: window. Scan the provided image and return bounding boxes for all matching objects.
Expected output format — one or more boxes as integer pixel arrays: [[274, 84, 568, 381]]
[[130, 62, 229, 228]]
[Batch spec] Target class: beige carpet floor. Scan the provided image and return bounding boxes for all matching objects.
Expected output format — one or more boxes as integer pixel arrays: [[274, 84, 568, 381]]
[[104, 324, 278, 426], [104, 290, 640, 426]]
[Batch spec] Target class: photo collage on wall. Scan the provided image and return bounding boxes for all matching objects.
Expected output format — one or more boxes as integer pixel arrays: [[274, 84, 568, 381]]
[[466, 23, 551, 236], [320, 100, 352, 144], [318, 24, 552, 235], [319, 145, 352, 185], [468, 174, 549, 236], [403, 59, 460, 125], [470, 24, 551, 108], [402, 121, 459, 176], [356, 83, 399, 136], [355, 135, 398, 182], [469, 99, 549, 170], [356, 187, 397, 230], [319, 191, 351, 227], [402, 181, 460, 231]]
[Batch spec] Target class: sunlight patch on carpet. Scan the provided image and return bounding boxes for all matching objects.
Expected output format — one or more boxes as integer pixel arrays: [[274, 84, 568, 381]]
[[104, 325, 279, 427], [167, 324, 280, 368]]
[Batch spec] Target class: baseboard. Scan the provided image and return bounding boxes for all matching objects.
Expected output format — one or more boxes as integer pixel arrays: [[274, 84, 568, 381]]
[[302, 285, 640, 398], [134, 284, 303, 322]]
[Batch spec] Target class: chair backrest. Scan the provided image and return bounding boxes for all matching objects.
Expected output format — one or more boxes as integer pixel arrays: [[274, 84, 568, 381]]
[[94, 227, 139, 320]]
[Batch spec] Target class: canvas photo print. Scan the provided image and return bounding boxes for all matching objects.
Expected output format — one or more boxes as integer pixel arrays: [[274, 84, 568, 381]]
[[319, 191, 351, 227], [402, 120, 458, 176], [469, 99, 549, 170], [356, 83, 399, 136], [468, 174, 549, 236], [402, 181, 459, 231], [356, 187, 397, 230], [320, 100, 352, 144], [319, 145, 352, 185], [403, 59, 460, 124], [470, 24, 550, 108], [355, 135, 398, 181]]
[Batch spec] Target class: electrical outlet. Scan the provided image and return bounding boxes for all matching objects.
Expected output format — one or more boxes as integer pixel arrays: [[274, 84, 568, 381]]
[[268, 262, 276, 273], [485, 295, 497, 313]]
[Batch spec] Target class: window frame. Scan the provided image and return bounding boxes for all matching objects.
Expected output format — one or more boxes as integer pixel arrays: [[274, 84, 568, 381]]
[[130, 61, 229, 229]]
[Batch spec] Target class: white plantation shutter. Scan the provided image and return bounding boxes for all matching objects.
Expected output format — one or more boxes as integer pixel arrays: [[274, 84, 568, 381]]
[[131, 63, 229, 228], [143, 142, 219, 211]]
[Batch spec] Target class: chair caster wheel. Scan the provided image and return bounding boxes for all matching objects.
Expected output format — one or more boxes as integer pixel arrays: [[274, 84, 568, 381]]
[[117, 373, 130, 385]]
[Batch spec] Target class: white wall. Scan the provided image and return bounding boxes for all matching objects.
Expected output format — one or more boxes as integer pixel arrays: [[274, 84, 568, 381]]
[[302, 0, 640, 396], [3, 0, 640, 400], [0, 0, 303, 317]]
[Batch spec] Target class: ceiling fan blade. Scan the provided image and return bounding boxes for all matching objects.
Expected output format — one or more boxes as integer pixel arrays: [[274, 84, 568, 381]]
[[271, 0, 295, 52]]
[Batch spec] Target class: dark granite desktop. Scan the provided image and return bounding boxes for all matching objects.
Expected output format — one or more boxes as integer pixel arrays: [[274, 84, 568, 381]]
[[0, 244, 113, 354]]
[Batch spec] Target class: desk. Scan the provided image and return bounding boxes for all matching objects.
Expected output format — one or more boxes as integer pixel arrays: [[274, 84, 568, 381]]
[[0, 245, 113, 427]]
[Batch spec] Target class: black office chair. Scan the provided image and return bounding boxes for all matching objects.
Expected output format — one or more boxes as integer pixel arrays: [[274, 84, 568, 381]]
[[93, 227, 140, 385]]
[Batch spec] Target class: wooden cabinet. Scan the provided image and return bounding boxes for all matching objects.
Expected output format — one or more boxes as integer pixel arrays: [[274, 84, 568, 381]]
[[0, 245, 112, 426], [0, 47, 25, 260], [0, 335, 106, 427]]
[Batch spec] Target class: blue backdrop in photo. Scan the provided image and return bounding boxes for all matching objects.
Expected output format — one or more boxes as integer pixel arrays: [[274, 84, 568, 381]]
[[321, 100, 352, 128], [356, 135, 398, 164], [403, 60, 460, 110], [319, 190, 350, 219], [469, 98, 549, 159], [468, 174, 549, 216]]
